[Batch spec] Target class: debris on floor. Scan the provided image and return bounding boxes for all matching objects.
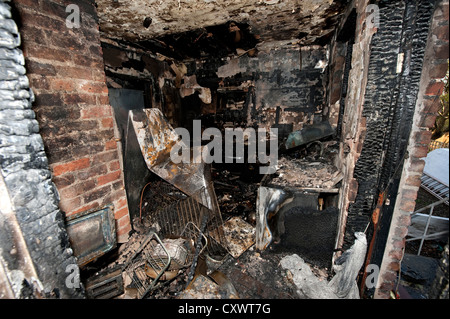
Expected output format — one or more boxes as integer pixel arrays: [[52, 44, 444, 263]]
[[269, 141, 341, 190], [222, 217, 255, 258], [78, 132, 355, 300], [280, 232, 367, 299], [399, 253, 440, 299]]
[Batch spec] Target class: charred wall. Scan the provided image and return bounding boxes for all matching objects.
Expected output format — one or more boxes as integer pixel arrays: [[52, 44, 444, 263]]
[[195, 44, 328, 138], [101, 40, 183, 127], [345, 0, 437, 253], [332, 0, 447, 299], [0, 0, 83, 298], [12, 0, 132, 243], [375, 0, 449, 298]]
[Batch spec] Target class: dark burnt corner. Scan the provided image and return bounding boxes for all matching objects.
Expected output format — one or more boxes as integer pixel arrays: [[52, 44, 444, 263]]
[[0, 0, 448, 301]]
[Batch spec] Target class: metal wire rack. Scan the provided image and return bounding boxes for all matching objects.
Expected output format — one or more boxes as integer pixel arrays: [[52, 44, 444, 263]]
[[122, 232, 171, 299], [145, 182, 229, 259]]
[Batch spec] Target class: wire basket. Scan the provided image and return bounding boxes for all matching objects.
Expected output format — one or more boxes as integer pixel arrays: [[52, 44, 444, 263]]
[[148, 184, 229, 259], [122, 232, 171, 299]]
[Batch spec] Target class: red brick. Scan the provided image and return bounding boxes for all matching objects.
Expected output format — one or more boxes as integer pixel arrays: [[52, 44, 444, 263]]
[[40, 1, 67, 21], [89, 44, 104, 59], [392, 238, 406, 249], [401, 189, 419, 201], [388, 249, 404, 262], [405, 174, 423, 188], [29, 75, 50, 90], [430, 61, 449, 79], [26, 59, 57, 76], [422, 96, 444, 115], [116, 197, 128, 210], [73, 54, 105, 69], [68, 201, 100, 217], [410, 145, 429, 159], [83, 185, 111, 204], [17, 9, 66, 31], [96, 94, 110, 105], [80, 82, 108, 94], [109, 160, 121, 171], [433, 25, 450, 41], [377, 282, 393, 294], [117, 222, 132, 236], [105, 140, 117, 151], [381, 270, 398, 283], [112, 180, 124, 191], [59, 196, 81, 215], [81, 106, 112, 119], [24, 45, 71, 63], [60, 179, 96, 199], [64, 93, 97, 105], [394, 225, 409, 238], [76, 164, 108, 181], [399, 199, 416, 213], [425, 81, 445, 96], [397, 214, 411, 227], [443, 3, 449, 20], [19, 25, 47, 46], [50, 78, 75, 92], [375, 290, 391, 299], [97, 171, 121, 186], [409, 158, 426, 174], [52, 173, 75, 189], [93, 150, 118, 164], [14, 0, 39, 7], [419, 113, 438, 129], [101, 118, 114, 129], [388, 261, 400, 272], [115, 206, 129, 220], [52, 157, 90, 176], [58, 66, 93, 81], [117, 214, 131, 229], [34, 93, 63, 107]]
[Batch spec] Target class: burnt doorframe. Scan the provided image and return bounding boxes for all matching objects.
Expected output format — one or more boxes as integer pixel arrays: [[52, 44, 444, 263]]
[[340, 0, 438, 297]]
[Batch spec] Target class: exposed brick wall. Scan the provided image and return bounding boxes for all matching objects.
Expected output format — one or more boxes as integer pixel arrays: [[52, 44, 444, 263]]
[[375, 0, 449, 299], [335, 0, 376, 252], [13, 0, 131, 243], [0, 0, 84, 298]]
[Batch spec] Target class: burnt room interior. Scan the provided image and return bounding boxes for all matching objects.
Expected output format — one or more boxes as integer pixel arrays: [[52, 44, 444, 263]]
[[0, 0, 448, 300]]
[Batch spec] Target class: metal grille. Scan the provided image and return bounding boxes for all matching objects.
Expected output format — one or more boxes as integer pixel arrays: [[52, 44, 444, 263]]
[[148, 183, 229, 259], [122, 232, 170, 299], [421, 172, 449, 206]]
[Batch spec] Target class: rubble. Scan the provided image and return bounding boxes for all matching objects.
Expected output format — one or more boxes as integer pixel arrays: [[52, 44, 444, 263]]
[[280, 254, 337, 299], [79, 125, 352, 300], [271, 157, 342, 189], [280, 232, 367, 299], [222, 217, 255, 258]]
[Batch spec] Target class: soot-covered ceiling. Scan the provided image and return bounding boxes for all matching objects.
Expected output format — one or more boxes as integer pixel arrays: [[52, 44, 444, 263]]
[[95, 0, 350, 59]]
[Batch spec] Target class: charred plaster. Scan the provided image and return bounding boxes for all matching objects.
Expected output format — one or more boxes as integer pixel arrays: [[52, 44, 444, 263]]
[[95, 0, 350, 48]]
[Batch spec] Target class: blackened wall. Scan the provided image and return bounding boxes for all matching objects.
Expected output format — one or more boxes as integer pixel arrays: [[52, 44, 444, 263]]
[[13, 0, 131, 243], [206, 45, 328, 134], [0, 0, 83, 298], [344, 0, 437, 279]]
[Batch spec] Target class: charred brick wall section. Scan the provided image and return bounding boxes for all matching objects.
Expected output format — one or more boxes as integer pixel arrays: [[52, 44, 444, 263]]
[[375, 0, 449, 299], [13, 0, 131, 242], [0, 0, 83, 298], [343, 0, 439, 261], [335, 0, 376, 252]]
